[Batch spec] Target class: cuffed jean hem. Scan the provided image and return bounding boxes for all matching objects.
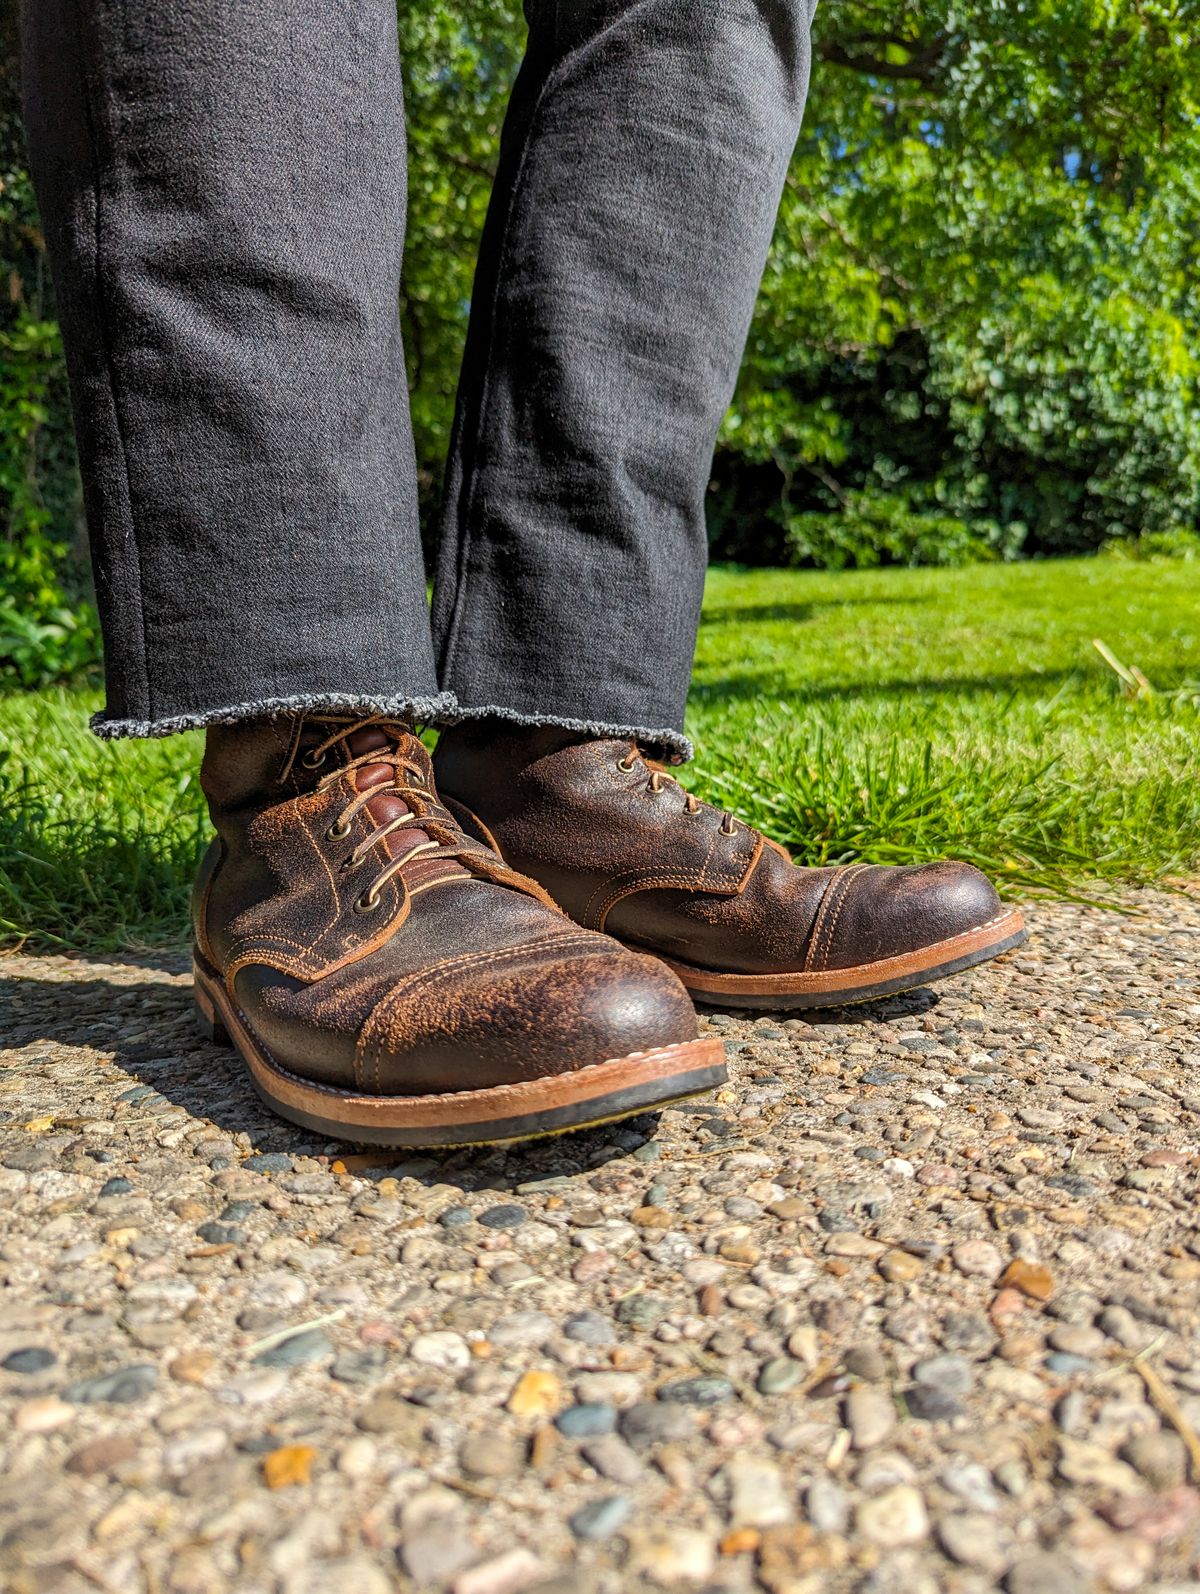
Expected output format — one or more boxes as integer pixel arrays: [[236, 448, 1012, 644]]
[[90, 690, 461, 741], [446, 702, 694, 763]]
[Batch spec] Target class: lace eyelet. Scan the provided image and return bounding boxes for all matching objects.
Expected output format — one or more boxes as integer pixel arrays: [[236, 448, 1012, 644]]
[[616, 755, 637, 775], [326, 819, 351, 841], [720, 821, 737, 837], [353, 891, 381, 915], [302, 747, 327, 769]]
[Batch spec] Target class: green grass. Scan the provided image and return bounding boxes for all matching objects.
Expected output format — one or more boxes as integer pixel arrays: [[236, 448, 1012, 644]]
[[1, 556, 1197, 952]]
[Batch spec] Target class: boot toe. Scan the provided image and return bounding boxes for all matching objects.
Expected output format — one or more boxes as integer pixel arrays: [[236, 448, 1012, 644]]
[[830, 861, 1004, 969], [360, 943, 700, 1095]]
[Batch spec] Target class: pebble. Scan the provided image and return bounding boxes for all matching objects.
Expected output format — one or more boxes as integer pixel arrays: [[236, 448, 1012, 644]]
[[856, 1485, 929, 1547], [2, 1346, 57, 1374], [658, 1376, 734, 1406], [243, 1153, 291, 1173], [63, 1363, 158, 1403], [452, 1549, 546, 1594], [569, 1495, 632, 1540], [563, 1309, 616, 1345], [581, 1432, 643, 1484], [409, 1331, 471, 1371], [846, 1384, 895, 1450], [508, 1370, 563, 1417], [758, 1357, 804, 1395], [877, 1249, 922, 1283], [938, 1511, 1011, 1573], [722, 1455, 793, 1527], [13, 1395, 75, 1433], [460, 1432, 524, 1480], [556, 1403, 617, 1438], [478, 1204, 526, 1229], [625, 1527, 716, 1585], [1120, 1430, 1187, 1490], [951, 1239, 1004, 1279], [806, 1477, 850, 1533], [620, 1401, 696, 1450], [253, 1328, 333, 1368]]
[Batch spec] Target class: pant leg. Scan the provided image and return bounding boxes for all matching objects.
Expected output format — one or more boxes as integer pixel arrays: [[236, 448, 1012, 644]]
[[22, 0, 450, 738], [432, 0, 816, 759]]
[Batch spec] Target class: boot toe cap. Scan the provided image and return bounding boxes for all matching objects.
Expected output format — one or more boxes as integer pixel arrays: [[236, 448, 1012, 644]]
[[362, 943, 700, 1095], [827, 861, 1004, 969]]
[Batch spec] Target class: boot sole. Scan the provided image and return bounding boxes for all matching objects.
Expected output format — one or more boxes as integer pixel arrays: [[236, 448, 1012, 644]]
[[636, 908, 1028, 1011], [192, 956, 727, 1149]]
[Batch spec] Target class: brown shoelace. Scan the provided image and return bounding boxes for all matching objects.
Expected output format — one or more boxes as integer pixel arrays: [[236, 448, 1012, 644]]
[[280, 716, 558, 923]]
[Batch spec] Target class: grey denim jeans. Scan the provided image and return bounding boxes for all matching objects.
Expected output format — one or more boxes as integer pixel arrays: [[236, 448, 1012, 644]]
[[22, 0, 815, 759]]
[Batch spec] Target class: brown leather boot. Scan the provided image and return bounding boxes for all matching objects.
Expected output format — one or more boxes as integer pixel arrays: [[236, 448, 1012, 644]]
[[434, 725, 1027, 1011], [191, 717, 724, 1147]]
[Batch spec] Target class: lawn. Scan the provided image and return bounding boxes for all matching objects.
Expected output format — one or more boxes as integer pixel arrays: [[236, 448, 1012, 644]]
[[1, 556, 1197, 952]]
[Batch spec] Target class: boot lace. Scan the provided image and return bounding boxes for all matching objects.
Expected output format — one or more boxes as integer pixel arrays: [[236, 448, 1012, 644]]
[[280, 716, 557, 921], [615, 743, 741, 836]]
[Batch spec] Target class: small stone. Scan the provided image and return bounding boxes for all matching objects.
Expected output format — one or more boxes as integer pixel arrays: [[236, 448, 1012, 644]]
[[912, 1354, 973, 1395], [904, 1384, 965, 1421], [951, 1239, 1004, 1280], [581, 1432, 643, 1484], [845, 1383, 895, 1450], [244, 1153, 291, 1173], [856, 1485, 929, 1547], [330, 1347, 387, 1384], [253, 1329, 333, 1368], [877, 1249, 922, 1283], [1057, 1437, 1143, 1493], [620, 1401, 696, 1450], [508, 1369, 563, 1417], [2, 1347, 57, 1375], [806, 1477, 850, 1534], [409, 1331, 471, 1371], [262, 1443, 317, 1488], [843, 1345, 887, 1382], [400, 1526, 478, 1584], [1119, 1430, 1187, 1490], [570, 1495, 632, 1540], [63, 1363, 158, 1403], [489, 1311, 555, 1348], [1006, 1551, 1091, 1594], [170, 1350, 216, 1385], [452, 1549, 546, 1594], [556, 1403, 617, 1438], [14, 1395, 75, 1433], [65, 1433, 139, 1475], [478, 1204, 526, 1229], [938, 1512, 1012, 1573], [438, 1206, 474, 1228], [98, 1176, 134, 1197], [722, 1455, 792, 1527], [625, 1526, 716, 1586], [460, 1431, 524, 1480], [1000, 1259, 1054, 1302], [617, 1293, 668, 1329], [563, 1309, 616, 1345], [758, 1357, 804, 1395], [658, 1376, 734, 1406]]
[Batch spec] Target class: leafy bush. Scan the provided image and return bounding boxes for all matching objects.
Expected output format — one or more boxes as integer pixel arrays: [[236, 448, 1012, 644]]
[[781, 491, 1024, 571]]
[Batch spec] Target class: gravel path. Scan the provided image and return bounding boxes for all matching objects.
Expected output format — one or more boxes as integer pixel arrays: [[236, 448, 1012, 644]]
[[2, 891, 1199, 1594]]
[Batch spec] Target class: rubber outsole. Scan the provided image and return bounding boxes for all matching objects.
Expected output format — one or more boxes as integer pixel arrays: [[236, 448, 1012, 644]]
[[640, 908, 1029, 1011], [192, 958, 727, 1149]]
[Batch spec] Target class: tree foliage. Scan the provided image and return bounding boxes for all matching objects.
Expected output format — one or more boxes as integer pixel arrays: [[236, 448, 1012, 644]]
[[2, 0, 1199, 684]]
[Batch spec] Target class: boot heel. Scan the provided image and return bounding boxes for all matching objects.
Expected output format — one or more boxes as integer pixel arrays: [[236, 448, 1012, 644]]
[[193, 966, 232, 1047]]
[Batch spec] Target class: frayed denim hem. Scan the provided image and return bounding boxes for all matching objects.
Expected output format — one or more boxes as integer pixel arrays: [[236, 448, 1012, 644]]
[[90, 690, 461, 741], [447, 702, 694, 763]]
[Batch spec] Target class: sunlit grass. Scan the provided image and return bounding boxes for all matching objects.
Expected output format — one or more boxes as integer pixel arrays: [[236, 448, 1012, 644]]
[[1, 557, 1196, 951]]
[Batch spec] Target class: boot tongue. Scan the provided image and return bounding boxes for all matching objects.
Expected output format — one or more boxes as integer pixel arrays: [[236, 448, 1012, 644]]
[[341, 727, 470, 885]]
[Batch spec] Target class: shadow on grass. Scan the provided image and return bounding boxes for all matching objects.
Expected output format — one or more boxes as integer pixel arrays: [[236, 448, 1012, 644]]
[[700, 596, 932, 628], [0, 958, 938, 1189], [690, 666, 1082, 706]]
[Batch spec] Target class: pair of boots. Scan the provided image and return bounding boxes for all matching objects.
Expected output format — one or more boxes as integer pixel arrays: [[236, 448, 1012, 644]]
[[193, 717, 1026, 1147]]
